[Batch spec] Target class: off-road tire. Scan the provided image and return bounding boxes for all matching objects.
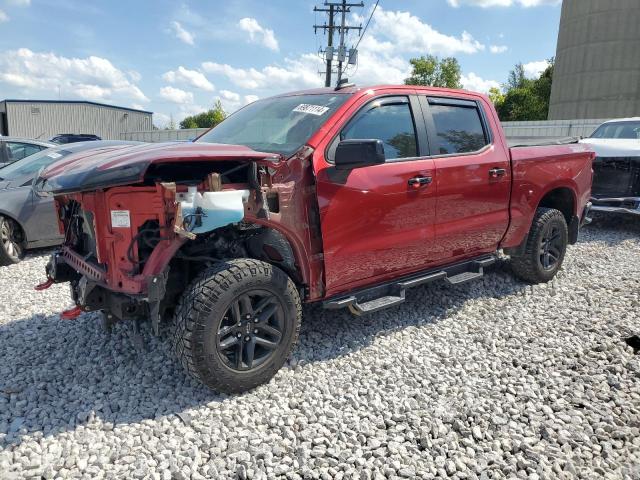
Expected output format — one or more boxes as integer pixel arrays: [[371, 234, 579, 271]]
[[0, 216, 25, 267], [510, 207, 568, 284], [173, 258, 301, 393]]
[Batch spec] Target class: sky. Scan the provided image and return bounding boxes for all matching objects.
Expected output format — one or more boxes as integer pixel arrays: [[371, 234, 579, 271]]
[[0, 0, 562, 127]]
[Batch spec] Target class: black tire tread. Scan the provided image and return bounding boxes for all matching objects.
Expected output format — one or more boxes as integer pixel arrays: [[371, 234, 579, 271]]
[[173, 258, 301, 393], [510, 207, 568, 284]]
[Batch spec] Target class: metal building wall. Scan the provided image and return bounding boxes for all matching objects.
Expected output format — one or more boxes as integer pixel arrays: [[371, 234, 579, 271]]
[[120, 128, 208, 142], [5, 101, 153, 140], [549, 0, 640, 120], [501, 118, 606, 138]]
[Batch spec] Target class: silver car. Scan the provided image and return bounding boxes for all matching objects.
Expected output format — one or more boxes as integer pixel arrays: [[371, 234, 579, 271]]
[[0, 141, 140, 265], [0, 137, 55, 167]]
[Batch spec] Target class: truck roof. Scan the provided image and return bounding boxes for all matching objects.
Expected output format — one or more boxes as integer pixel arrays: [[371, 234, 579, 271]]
[[276, 84, 487, 99]]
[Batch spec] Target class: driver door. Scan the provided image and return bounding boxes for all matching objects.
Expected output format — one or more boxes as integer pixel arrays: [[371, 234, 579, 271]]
[[314, 94, 437, 296]]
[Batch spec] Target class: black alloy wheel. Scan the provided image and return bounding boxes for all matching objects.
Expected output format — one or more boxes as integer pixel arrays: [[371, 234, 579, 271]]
[[173, 258, 301, 393], [539, 223, 563, 271], [510, 207, 568, 284], [216, 291, 285, 371]]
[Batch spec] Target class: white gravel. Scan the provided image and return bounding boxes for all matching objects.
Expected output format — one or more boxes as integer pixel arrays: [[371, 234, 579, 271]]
[[1, 214, 639, 480]]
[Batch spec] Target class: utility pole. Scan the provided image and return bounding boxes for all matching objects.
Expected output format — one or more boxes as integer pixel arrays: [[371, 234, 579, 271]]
[[314, 1, 363, 87]]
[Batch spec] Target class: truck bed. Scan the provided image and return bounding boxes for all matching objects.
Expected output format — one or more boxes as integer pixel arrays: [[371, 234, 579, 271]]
[[506, 136, 581, 148]]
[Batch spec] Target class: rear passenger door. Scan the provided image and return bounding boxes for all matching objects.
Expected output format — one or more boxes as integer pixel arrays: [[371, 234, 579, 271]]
[[420, 96, 511, 262]]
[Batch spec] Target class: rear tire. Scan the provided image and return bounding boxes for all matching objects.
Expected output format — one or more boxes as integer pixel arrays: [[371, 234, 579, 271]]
[[0, 216, 25, 266], [510, 207, 568, 284], [173, 258, 301, 393]]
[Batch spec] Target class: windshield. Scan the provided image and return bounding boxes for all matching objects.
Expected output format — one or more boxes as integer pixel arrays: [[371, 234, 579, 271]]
[[197, 93, 350, 156], [590, 121, 640, 139], [0, 147, 73, 181]]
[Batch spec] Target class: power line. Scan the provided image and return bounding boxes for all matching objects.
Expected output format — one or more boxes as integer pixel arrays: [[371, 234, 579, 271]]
[[343, 0, 379, 79], [353, 0, 379, 52]]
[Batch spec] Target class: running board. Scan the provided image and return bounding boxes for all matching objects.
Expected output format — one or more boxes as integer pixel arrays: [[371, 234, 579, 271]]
[[323, 256, 495, 316]]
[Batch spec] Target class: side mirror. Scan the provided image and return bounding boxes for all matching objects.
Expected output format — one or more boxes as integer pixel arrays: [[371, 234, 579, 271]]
[[334, 139, 385, 170]]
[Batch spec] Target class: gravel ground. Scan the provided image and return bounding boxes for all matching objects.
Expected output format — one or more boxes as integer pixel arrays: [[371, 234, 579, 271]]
[[0, 215, 639, 480]]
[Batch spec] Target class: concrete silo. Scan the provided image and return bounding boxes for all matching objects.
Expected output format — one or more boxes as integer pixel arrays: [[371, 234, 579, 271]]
[[548, 0, 640, 120]]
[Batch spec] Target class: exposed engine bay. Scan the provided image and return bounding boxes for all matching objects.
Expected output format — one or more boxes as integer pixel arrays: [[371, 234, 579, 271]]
[[40, 145, 323, 335]]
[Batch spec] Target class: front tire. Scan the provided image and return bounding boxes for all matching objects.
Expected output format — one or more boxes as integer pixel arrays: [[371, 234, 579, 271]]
[[510, 207, 568, 284], [173, 259, 301, 393], [0, 216, 25, 266]]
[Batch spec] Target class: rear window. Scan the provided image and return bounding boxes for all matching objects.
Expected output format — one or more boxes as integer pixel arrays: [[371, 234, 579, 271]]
[[430, 103, 488, 155]]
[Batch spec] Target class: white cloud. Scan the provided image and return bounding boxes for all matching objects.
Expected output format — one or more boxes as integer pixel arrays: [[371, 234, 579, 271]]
[[203, 7, 489, 95], [215, 90, 261, 113], [128, 70, 141, 82], [202, 53, 322, 91], [154, 112, 171, 128], [159, 86, 194, 104], [0, 48, 148, 102], [461, 72, 500, 93], [371, 7, 485, 56], [489, 45, 508, 54], [448, 0, 560, 7], [169, 21, 194, 46], [523, 60, 551, 78], [219, 89, 241, 103], [131, 103, 146, 111], [162, 66, 214, 91], [238, 17, 279, 51], [6, 0, 30, 5], [0, 10, 8, 22]]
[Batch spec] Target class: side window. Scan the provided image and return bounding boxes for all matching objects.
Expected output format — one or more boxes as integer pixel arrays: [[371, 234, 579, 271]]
[[429, 103, 488, 155], [341, 98, 418, 160], [6, 142, 42, 161]]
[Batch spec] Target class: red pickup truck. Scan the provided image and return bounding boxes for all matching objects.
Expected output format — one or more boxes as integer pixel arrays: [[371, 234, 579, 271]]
[[35, 85, 594, 393]]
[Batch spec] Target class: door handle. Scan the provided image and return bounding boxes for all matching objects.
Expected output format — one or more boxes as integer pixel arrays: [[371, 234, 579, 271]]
[[489, 168, 507, 178], [408, 176, 432, 189]]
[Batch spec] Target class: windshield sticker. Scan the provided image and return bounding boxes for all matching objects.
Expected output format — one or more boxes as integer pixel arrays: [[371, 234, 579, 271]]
[[292, 104, 330, 116], [47, 152, 62, 159]]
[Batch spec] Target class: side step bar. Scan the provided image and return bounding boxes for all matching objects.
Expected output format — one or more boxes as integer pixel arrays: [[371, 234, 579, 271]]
[[323, 256, 496, 316]]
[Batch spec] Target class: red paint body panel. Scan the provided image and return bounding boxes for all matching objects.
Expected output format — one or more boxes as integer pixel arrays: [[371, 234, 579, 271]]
[[500, 143, 594, 249], [62, 184, 177, 294], [43, 85, 593, 305]]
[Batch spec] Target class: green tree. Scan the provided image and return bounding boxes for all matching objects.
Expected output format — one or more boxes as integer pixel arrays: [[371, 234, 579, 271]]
[[404, 55, 462, 89], [495, 58, 554, 121], [180, 100, 227, 129], [488, 87, 505, 108], [506, 63, 527, 90]]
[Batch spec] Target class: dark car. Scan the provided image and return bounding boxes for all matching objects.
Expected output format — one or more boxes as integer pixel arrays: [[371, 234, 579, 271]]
[[0, 137, 55, 167], [50, 133, 102, 144], [0, 141, 140, 266]]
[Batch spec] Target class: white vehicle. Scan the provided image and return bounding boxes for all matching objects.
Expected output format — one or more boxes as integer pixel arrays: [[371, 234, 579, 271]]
[[581, 118, 640, 216]]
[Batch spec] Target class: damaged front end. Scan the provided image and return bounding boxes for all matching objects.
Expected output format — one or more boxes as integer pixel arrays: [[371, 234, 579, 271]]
[[34, 142, 323, 334], [591, 156, 640, 215]]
